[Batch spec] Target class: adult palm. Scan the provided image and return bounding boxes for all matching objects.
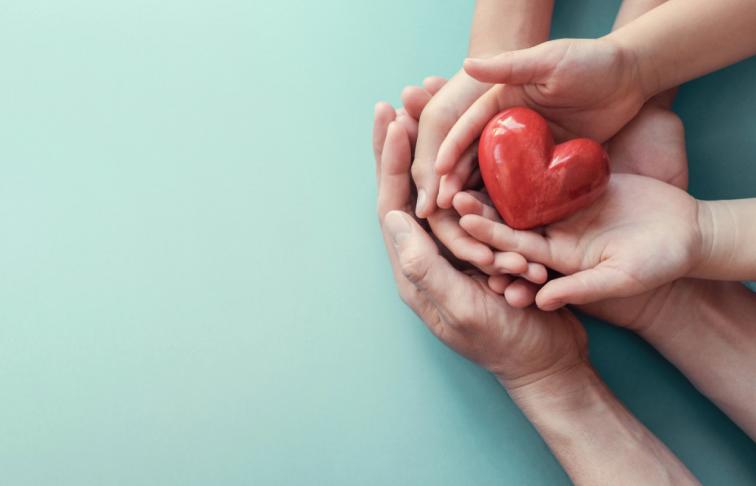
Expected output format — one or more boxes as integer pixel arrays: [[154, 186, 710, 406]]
[[374, 105, 587, 387]]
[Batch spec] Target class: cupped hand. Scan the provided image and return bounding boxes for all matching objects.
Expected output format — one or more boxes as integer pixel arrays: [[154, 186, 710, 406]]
[[460, 173, 703, 311], [374, 104, 587, 387], [396, 80, 548, 286], [409, 69, 494, 218], [436, 38, 647, 176], [449, 185, 704, 341]]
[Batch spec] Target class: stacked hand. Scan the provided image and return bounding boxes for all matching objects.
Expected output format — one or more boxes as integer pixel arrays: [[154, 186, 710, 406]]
[[373, 100, 587, 388]]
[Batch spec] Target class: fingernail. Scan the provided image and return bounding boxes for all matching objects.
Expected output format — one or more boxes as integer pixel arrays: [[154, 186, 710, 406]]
[[384, 211, 412, 247], [415, 189, 427, 215], [542, 300, 563, 312]]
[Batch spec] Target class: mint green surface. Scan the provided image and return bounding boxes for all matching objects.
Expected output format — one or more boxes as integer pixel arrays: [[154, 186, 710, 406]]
[[0, 1, 754, 484]]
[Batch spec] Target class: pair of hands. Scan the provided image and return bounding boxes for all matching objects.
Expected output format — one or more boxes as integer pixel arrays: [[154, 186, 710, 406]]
[[375, 35, 702, 385], [374, 89, 692, 388], [408, 37, 702, 312]]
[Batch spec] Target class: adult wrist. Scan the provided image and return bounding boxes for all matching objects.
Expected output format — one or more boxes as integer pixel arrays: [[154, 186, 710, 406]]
[[501, 359, 701, 484], [500, 361, 600, 417]]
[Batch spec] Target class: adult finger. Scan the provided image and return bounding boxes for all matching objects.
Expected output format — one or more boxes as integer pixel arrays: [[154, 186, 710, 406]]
[[377, 122, 412, 220], [423, 76, 447, 94], [395, 108, 419, 147], [384, 210, 479, 321], [373, 102, 396, 171], [401, 86, 432, 121], [412, 74, 492, 218], [435, 85, 525, 175], [437, 143, 478, 209]]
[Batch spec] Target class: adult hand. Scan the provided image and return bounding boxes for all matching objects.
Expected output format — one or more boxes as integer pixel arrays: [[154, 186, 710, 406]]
[[398, 79, 548, 286], [410, 70, 493, 218], [374, 103, 587, 387]]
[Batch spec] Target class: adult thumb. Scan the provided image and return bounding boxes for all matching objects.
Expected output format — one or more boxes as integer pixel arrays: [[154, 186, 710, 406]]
[[384, 210, 464, 300]]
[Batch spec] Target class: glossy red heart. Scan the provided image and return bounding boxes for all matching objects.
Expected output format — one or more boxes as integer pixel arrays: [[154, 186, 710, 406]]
[[478, 107, 610, 230]]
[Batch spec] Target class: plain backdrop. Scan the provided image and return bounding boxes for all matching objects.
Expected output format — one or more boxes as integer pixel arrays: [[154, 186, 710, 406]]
[[0, 1, 754, 484]]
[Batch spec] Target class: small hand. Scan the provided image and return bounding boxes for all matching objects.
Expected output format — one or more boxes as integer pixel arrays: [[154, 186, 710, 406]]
[[460, 173, 703, 310], [436, 38, 646, 177]]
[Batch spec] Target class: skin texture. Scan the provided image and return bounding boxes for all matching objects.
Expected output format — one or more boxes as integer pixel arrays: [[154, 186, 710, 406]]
[[373, 104, 699, 485], [460, 173, 703, 310], [607, 0, 756, 97], [398, 80, 549, 289], [437, 0, 756, 184], [412, 0, 554, 219], [435, 38, 647, 177], [375, 0, 755, 479]]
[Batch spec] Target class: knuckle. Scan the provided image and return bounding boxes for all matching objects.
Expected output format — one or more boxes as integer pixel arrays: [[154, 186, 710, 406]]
[[399, 249, 430, 286], [410, 160, 426, 180], [451, 304, 478, 330]]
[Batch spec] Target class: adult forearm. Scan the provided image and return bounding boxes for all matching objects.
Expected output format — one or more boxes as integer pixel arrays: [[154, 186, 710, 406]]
[[468, 0, 553, 56], [504, 363, 699, 485], [694, 198, 756, 280], [639, 280, 756, 438], [605, 0, 756, 98]]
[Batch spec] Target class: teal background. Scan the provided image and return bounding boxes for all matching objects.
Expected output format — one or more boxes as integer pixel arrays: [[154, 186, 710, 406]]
[[0, 0, 754, 484]]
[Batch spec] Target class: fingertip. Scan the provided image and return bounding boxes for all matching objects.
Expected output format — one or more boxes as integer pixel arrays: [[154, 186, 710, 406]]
[[504, 287, 533, 309], [458, 213, 486, 233], [414, 188, 430, 218], [386, 120, 401, 138], [526, 263, 548, 285], [472, 245, 495, 267], [458, 214, 473, 231], [374, 101, 394, 118], [437, 175, 459, 209], [434, 156, 452, 175], [463, 57, 482, 75], [493, 252, 528, 275], [535, 287, 564, 312], [488, 275, 510, 294]]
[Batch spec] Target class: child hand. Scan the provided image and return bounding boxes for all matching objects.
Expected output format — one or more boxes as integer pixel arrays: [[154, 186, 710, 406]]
[[451, 190, 547, 307], [459, 174, 703, 310], [434, 38, 646, 177]]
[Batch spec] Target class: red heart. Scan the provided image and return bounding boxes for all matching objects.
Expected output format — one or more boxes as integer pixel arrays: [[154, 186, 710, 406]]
[[478, 107, 610, 230]]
